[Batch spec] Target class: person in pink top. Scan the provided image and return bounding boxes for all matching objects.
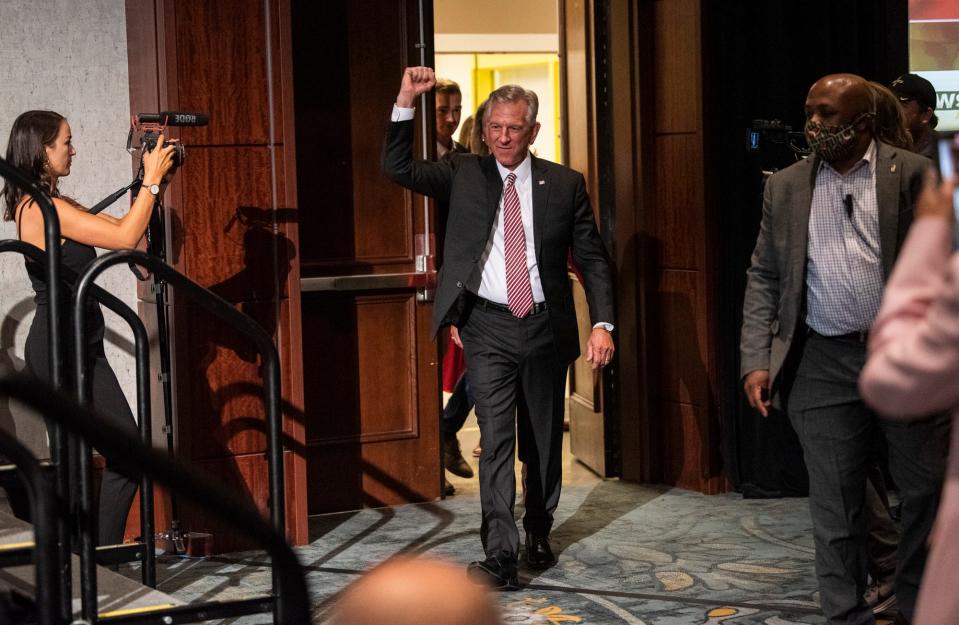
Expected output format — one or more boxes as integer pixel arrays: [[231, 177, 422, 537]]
[[860, 171, 959, 625]]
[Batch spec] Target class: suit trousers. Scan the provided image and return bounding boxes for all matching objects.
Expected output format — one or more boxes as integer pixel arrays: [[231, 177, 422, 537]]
[[864, 465, 898, 583], [459, 302, 567, 559], [788, 332, 948, 625]]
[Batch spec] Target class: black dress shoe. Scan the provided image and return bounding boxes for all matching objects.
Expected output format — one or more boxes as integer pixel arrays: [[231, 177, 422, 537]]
[[443, 433, 474, 478], [443, 477, 455, 497], [525, 532, 556, 569], [466, 553, 519, 591]]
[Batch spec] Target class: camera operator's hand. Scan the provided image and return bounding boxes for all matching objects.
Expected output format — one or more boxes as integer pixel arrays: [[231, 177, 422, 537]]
[[142, 133, 177, 185]]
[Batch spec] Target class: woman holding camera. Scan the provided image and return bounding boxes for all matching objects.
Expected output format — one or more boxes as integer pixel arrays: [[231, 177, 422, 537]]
[[1, 110, 176, 545]]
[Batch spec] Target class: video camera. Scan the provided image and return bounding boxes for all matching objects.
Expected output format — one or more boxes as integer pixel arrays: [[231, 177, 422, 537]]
[[127, 111, 209, 167], [746, 119, 809, 175]]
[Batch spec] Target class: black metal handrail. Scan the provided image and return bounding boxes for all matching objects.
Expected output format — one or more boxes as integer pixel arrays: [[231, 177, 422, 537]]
[[74, 250, 286, 623], [0, 373, 309, 625], [0, 427, 58, 625], [0, 239, 157, 591], [0, 156, 71, 621]]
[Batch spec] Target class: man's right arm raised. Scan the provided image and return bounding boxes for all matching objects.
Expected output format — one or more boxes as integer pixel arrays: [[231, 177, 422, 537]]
[[382, 66, 454, 200]]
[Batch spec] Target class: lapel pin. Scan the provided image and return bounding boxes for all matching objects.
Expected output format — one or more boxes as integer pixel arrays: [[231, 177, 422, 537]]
[[538, 180, 545, 185], [890, 164, 897, 172]]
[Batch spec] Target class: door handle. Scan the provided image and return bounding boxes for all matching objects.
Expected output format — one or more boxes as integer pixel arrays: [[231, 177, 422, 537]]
[[301, 270, 436, 300]]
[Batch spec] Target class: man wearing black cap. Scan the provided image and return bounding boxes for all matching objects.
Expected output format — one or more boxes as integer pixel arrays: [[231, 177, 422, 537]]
[[891, 73, 939, 161]]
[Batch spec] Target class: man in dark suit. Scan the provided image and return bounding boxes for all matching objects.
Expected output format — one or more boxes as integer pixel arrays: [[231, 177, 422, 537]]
[[383, 66, 615, 589], [741, 73, 946, 625]]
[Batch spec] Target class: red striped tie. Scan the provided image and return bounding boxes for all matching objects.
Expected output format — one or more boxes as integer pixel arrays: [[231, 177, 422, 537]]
[[503, 173, 534, 318]]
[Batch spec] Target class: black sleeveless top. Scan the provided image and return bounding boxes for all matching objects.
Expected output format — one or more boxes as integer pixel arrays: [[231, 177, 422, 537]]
[[18, 201, 106, 343]]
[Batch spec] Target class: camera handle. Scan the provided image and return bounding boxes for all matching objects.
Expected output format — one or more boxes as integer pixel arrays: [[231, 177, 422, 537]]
[[87, 177, 143, 216]]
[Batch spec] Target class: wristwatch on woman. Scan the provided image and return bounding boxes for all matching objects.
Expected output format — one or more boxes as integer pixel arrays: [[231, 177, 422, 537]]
[[142, 183, 160, 196]]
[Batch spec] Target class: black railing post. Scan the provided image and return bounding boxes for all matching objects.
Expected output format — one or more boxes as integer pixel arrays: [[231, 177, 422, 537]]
[[72, 265, 159, 619], [0, 157, 71, 623], [0, 239, 159, 617], [0, 373, 310, 625], [72, 298, 98, 622], [75, 249, 288, 618], [0, 430, 60, 625]]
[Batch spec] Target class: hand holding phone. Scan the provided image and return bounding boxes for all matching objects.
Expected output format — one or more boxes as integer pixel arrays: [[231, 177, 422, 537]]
[[936, 133, 959, 248]]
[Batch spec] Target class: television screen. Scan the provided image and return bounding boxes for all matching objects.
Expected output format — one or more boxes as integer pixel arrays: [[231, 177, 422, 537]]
[[910, 0, 959, 130]]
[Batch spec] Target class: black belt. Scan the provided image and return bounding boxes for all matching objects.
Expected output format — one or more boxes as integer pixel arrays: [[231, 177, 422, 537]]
[[472, 294, 548, 316], [807, 328, 869, 343]]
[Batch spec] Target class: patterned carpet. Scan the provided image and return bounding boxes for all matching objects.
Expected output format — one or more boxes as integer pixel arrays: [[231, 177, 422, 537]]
[[114, 479, 904, 625]]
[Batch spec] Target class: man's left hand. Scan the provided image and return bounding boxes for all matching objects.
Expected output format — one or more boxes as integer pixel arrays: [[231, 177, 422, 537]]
[[585, 328, 615, 370]]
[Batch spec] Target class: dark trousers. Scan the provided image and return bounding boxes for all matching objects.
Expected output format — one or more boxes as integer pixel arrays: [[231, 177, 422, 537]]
[[459, 303, 567, 560], [24, 316, 139, 547], [864, 464, 898, 582], [442, 373, 474, 436], [788, 333, 948, 625]]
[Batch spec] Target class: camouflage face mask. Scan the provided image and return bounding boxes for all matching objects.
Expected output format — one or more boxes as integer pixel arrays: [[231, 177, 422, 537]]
[[805, 113, 870, 162]]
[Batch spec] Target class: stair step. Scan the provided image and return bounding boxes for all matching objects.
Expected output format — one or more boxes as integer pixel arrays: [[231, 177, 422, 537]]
[[0, 509, 182, 618]]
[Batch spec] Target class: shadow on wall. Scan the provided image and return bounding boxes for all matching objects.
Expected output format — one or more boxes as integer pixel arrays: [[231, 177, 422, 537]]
[[0, 297, 47, 459]]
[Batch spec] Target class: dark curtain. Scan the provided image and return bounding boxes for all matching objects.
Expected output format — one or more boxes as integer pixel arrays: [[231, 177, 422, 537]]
[[703, 1, 909, 495]]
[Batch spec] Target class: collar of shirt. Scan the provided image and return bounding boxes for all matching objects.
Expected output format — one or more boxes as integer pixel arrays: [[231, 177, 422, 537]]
[[818, 139, 878, 177], [495, 154, 533, 186]]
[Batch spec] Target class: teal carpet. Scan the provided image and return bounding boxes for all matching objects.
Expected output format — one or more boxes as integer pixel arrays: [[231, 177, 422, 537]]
[[121, 482, 880, 624]]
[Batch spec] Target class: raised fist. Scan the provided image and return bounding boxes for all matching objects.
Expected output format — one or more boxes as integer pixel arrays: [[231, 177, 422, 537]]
[[396, 66, 436, 108]]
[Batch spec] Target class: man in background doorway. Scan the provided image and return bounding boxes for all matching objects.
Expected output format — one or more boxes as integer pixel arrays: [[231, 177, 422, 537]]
[[436, 78, 466, 158], [433, 78, 475, 496]]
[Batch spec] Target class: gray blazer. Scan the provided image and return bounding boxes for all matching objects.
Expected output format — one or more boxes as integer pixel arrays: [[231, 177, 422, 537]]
[[383, 119, 614, 364], [740, 141, 930, 403]]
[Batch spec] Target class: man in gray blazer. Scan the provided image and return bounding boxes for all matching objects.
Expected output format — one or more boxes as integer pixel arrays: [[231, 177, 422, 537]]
[[741, 73, 946, 625], [384, 66, 615, 590]]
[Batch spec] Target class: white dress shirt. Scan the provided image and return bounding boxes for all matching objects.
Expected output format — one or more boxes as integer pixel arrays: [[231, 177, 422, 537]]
[[477, 156, 545, 305]]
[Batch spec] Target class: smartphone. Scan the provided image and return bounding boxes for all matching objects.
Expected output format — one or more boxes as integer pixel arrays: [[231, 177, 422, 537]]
[[936, 133, 959, 249]]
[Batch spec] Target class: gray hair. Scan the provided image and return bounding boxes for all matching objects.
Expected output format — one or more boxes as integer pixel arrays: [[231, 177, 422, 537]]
[[482, 84, 539, 127]]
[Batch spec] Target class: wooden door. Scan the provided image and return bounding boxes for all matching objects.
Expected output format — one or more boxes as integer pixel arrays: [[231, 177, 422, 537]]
[[560, 0, 618, 477], [292, 0, 442, 512], [126, 0, 309, 550]]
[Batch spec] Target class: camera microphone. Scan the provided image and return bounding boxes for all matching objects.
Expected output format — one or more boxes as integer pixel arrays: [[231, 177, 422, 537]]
[[136, 111, 209, 127]]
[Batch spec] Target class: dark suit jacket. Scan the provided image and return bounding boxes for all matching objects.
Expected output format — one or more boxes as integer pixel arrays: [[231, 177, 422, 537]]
[[383, 119, 614, 364], [740, 141, 930, 405]]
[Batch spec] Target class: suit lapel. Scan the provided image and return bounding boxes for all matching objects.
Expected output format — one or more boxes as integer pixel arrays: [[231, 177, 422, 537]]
[[481, 155, 503, 226], [531, 156, 549, 261], [874, 142, 901, 277], [790, 156, 817, 286]]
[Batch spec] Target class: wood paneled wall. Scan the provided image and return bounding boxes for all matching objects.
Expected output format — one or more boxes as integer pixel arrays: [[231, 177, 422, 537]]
[[640, 0, 723, 492], [578, 0, 724, 493], [126, 0, 308, 550]]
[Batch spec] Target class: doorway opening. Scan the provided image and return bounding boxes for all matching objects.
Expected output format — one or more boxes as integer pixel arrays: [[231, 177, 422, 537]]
[[433, 0, 607, 498]]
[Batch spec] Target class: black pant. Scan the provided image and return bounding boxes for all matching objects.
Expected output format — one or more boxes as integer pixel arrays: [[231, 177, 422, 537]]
[[788, 333, 948, 624], [459, 303, 567, 559], [23, 310, 139, 547]]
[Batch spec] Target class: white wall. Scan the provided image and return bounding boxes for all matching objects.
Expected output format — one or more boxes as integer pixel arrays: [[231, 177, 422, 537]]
[[0, 1, 136, 454]]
